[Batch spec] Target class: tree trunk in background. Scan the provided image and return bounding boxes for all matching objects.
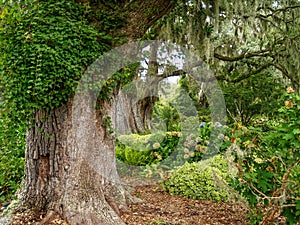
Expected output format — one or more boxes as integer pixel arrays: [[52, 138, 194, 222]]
[[113, 90, 146, 135], [21, 0, 174, 224], [114, 42, 160, 135], [113, 86, 159, 135]]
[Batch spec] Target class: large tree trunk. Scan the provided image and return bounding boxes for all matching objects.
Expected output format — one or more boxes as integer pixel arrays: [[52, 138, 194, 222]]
[[18, 1, 174, 224], [23, 96, 130, 224]]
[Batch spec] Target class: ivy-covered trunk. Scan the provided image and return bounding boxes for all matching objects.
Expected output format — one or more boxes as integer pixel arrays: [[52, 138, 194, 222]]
[[17, 0, 174, 224]]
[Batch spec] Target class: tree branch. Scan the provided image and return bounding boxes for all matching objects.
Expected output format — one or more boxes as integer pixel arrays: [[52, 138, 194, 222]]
[[214, 49, 273, 62], [271, 63, 298, 87], [157, 69, 186, 81], [119, 0, 174, 40], [155, 60, 205, 81], [258, 5, 300, 17], [216, 63, 273, 83]]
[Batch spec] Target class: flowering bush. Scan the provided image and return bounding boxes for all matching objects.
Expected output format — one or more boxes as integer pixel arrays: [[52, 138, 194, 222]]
[[230, 87, 300, 224], [180, 122, 230, 163]]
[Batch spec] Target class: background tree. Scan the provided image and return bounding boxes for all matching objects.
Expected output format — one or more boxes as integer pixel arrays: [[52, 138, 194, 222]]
[[155, 0, 299, 124]]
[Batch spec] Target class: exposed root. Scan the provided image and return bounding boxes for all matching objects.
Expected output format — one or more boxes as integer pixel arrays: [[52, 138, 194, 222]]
[[39, 210, 56, 224]]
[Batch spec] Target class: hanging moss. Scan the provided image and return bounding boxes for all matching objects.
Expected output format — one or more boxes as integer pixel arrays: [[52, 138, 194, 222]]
[[156, 0, 300, 90]]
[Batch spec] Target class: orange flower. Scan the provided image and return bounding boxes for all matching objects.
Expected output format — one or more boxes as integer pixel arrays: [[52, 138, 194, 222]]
[[266, 166, 273, 172], [287, 87, 295, 94], [285, 101, 294, 108]]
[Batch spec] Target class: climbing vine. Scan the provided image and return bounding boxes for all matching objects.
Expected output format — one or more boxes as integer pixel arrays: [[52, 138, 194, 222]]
[[0, 0, 116, 122]]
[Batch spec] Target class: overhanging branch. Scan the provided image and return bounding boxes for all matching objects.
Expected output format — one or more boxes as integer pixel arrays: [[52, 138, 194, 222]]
[[157, 69, 186, 81], [216, 63, 273, 83], [120, 0, 174, 40], [214, 49, 273, 62], [259, 5, 300, 17], [156, 60, 205, 81], [271, 63, 298, 85]]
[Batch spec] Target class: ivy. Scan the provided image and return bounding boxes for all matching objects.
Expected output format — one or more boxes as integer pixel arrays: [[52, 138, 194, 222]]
[[0, 0, 111, 121], [0, 0, 124, 200]]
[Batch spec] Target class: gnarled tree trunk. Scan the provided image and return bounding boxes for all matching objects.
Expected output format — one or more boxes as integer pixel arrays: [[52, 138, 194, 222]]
[[113, 83, 160, 135], [24, 96, 131, 225], [19, 1, 174, 224]]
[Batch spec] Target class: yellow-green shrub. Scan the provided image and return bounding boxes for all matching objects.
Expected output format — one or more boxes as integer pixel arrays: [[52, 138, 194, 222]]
[[163, 155, 232, 202]]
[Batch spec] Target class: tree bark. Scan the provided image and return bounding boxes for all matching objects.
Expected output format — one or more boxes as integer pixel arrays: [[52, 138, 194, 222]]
[[23, 97, 129, 225], [19, 0, 174, 224], [114, 42, 160, 135]]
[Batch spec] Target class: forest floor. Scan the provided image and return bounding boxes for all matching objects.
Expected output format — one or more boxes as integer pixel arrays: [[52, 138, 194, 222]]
[[0, 179, 288, 225]]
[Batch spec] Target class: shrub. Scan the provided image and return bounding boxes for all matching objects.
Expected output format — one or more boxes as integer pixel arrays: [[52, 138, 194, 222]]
[[179, 122, 230, 163], [163, 155, 233, 202], [230, 87, 300, 224]]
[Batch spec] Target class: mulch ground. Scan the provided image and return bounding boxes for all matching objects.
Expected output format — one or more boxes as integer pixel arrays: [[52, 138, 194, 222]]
[[3, 183, 294, 225], [1, 183, 252, 225], [121, 185, 250, 225]]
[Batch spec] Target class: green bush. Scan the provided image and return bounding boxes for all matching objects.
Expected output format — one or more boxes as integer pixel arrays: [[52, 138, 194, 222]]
[[163, 155, 232, 202], [116, 132, 181, 166], [178, 122, 230, 164]]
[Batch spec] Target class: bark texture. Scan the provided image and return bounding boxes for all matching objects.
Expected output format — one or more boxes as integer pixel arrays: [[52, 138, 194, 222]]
[[114, 42, 161, 135], [24, 95, 138, 225], [21, 0, 174, 224], [113, 85, 159, 135]]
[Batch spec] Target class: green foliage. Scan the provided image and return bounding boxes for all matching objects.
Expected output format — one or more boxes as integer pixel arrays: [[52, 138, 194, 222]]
[[163, 155, 232, 202], [221, 72, 285, 125], [179, 121, 230, 163], [116, 134, 153, 166], [177, 76, 207, 117], [230, 88, 300, 224], [0, 0, 109, 121], [178, 71, 285, 126], [116, 132, 181, 166], [0, 110, 25, 201]]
